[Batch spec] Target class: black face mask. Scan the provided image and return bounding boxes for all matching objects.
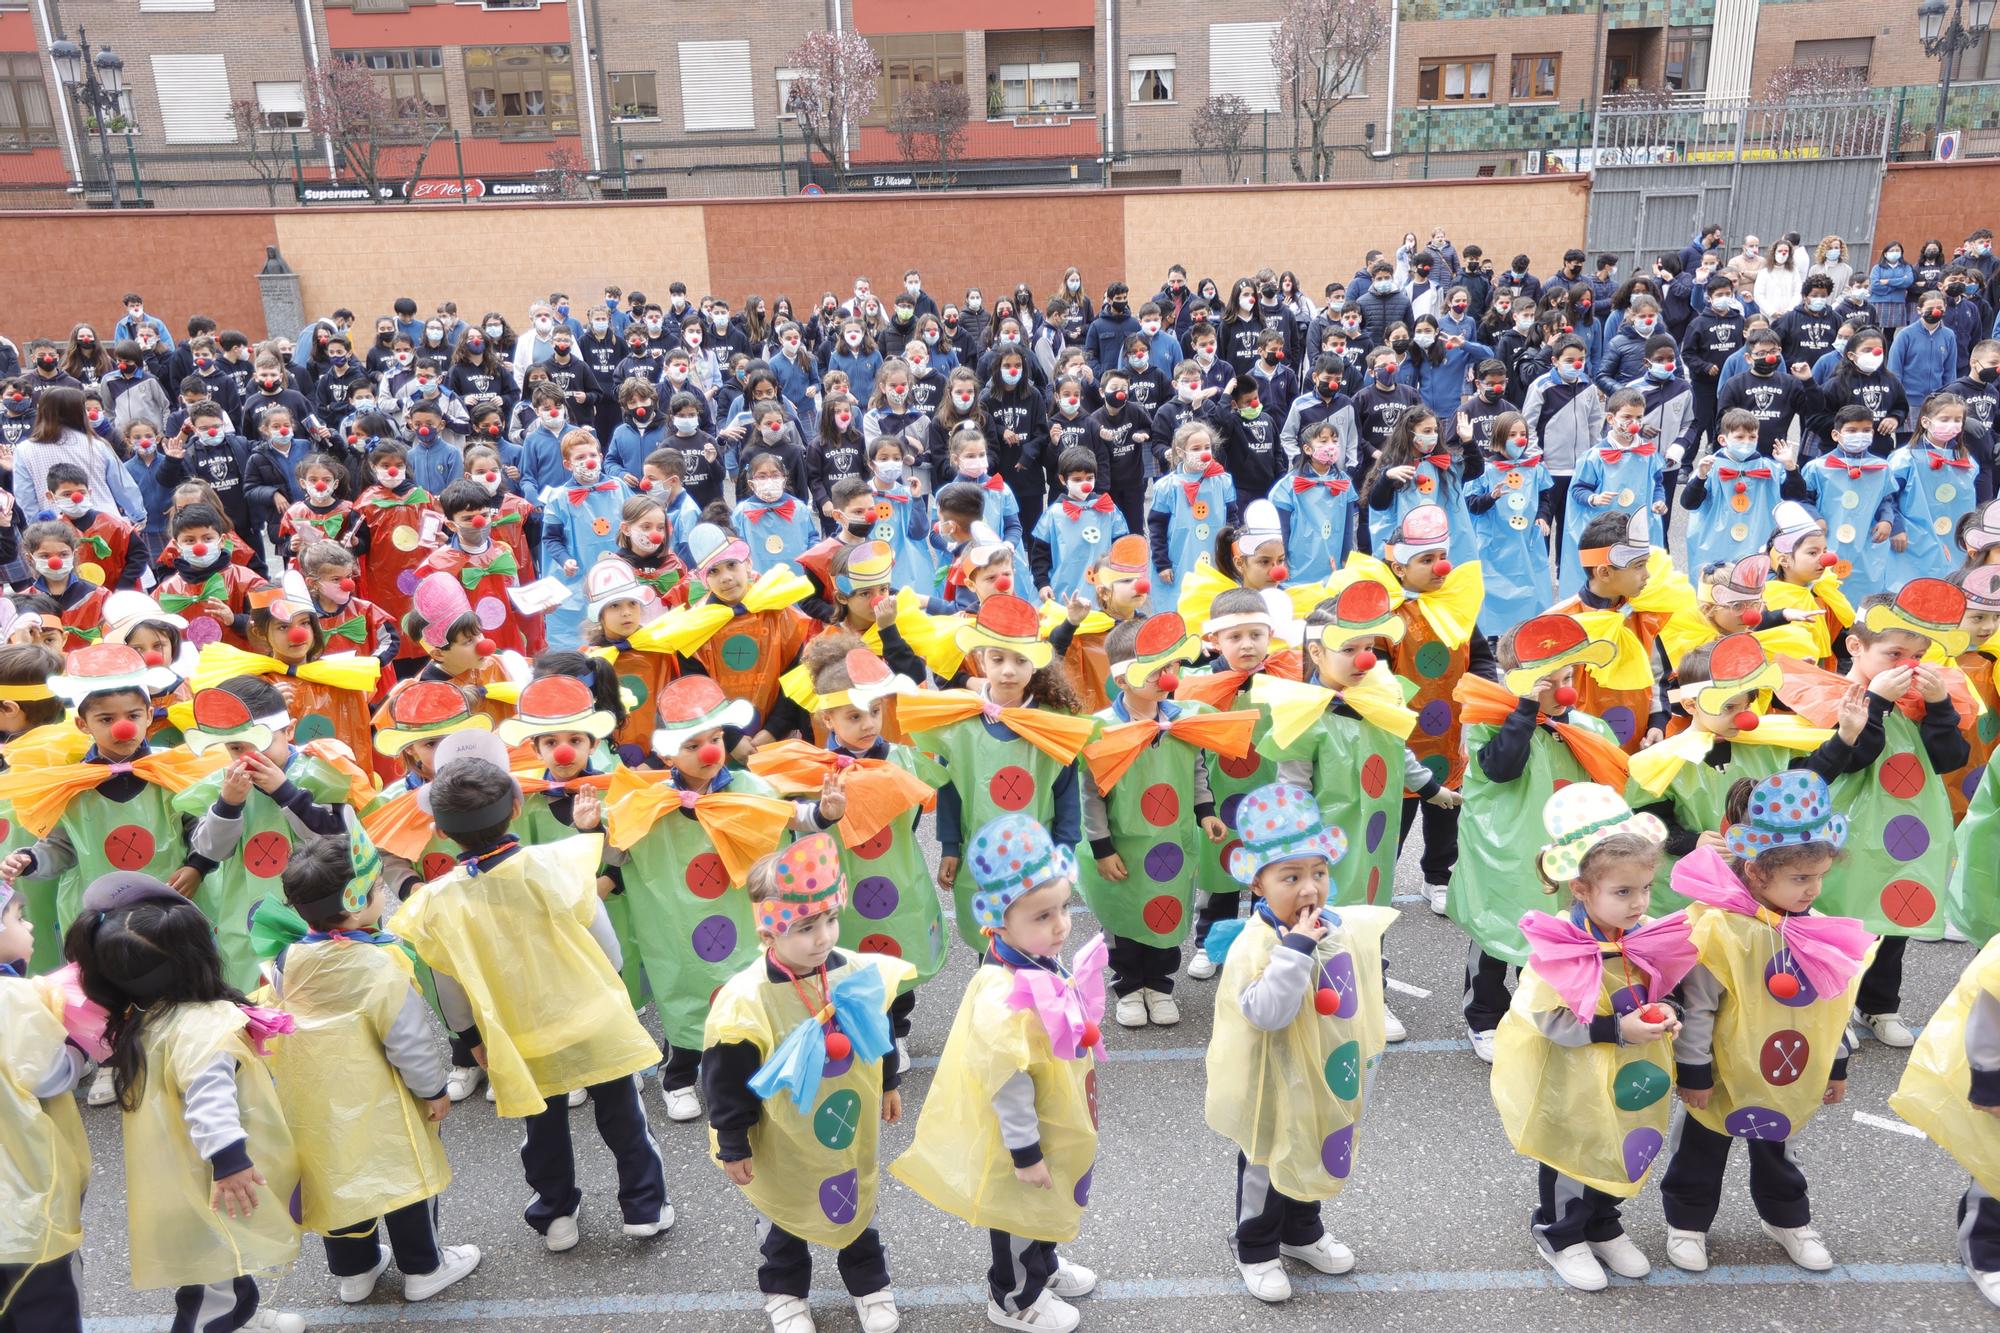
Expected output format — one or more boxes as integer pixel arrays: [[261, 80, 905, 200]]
[[844, 518, 874, 538], [1981, 366, 2000, 385], [376, 332, 395, 346]]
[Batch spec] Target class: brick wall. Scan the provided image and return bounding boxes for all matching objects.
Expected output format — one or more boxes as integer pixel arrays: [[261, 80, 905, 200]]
[[1745, 1, 1933, 94], [1875, 160, 2000, 249], [13, 208, 277, 340]]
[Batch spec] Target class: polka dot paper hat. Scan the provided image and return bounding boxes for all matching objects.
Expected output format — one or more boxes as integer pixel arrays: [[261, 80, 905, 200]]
[[1537, 782, 1665, 883], [1723, 770, 1848, 861], [1227, 782, 1349, 886], [965, 813, 1078, 933], [754, 831, 847, 936]]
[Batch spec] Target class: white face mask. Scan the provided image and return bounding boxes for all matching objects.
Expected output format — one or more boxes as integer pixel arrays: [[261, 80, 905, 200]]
[[907, 354, 928, 372], [905, 280, 922, 295], [885, 386, 908, 405], [1413, 333, 1436, 349], [1239, 295, 1257, 312], [180, 541, 222, 568], [534, 316, 554, 333], [666, 366, 689, 383], [844, 329, 863, 347], [52, 496, 88, 518], [1067, 479, 1095, 500], [875, 460, 904, 484], [673, 415, 698, 436], [31, 554, 67, 578], [474, 470, 503, 494], [485, 323, 504, 338], [1722, 438, 1758, 461], [1142, 321, 1160, 335], [759, 423, 786, 442], [1855, 351, 1884, 374], [629, 528, 664, 553], [375, 467, 404, 487], [1838, 431, 1873, 453], [782, 337, 801, 353], [572, 460, 602, 484], [750, 477, 784, 502], [541, 409, 565, 426]]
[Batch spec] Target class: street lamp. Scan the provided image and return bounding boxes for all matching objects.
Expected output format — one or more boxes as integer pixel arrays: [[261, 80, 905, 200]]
[[1920, 0, 1999, 140], [50, 28, 126, 207]]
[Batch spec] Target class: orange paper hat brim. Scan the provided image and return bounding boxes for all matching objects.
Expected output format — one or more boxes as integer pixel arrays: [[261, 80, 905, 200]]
[[1454, 674, 1631, 791], [746, 739, 936, 848]]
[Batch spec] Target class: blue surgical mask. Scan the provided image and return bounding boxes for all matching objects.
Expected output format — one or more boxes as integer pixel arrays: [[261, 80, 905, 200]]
[[1837, 431, 1873, 454], [1806, 297, 1828, 312], [1556, 362, 1584, 383], [1647, 363, 1676, 381], [1722, 439, 1758, 461]]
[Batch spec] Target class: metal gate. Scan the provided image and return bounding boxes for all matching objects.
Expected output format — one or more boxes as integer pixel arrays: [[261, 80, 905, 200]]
[[1584, 93, 1892, 273]]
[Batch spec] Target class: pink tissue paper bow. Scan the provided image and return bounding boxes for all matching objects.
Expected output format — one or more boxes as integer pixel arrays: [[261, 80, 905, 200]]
[[1670, 846, 1874, 998], [1517, 910, 1698, 1023], [1005, 932, 1108, 1061], [36, 963, 111, 1062], [239, 1004, 296, 1056]]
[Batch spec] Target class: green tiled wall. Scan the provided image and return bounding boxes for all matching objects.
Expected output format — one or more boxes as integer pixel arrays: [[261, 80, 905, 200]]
[[1394, 103, 1593, 151]]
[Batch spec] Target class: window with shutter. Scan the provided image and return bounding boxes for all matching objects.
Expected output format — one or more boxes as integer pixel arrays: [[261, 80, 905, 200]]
[[150, 53, 235, 144], [677, 40, 753, 132], [139, 0, 218, 11], [1208, 23, 1280, 114], [254, 81, 306, 131]]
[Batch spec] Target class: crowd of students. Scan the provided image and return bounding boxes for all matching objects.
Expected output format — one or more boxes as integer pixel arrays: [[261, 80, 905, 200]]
[[1, 225, 1999, 1333]]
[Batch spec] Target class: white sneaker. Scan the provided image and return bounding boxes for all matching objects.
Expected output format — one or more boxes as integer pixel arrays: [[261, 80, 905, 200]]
[[1186, 948, 1217, 980], [1468, 1027, 1497, 1063], [1425, 882, 1449, 916], [484, 1081, 497, 1103], [622, 1203, 676, 1237], [1760, 1220, 1833, 1271], [1665, 1227, 1709, 1272], [86, 1065, 116, 1107], [1971, 1265, 2000, 1309], [1944, 921, 1971, 943], [1539, 1241, 1608, 1291], [1280, 1235, 1355, 1274], [1115, 992, 1148, 1028], [663, 1085, 703, 1121], [894, 1038, 909, 1076], [986, 1290, 1080, 1330], [1047, 1257, 1096, 1298], [567, 1087, 588, 1107], [1235, 1257, 1292, 1302], [545, 1205, 581, 1253], [336, 1244, 389, 1302], [445, 1064, 484, 1102], [1144, 989, 1180, 1025], [1858, 1010, 1917, 1048], [766, 1293, 816, 1333], [1381, 1005, 1407, 1043], [1588, 1232, 1651, 1279], [404, 1244, 480, 1301], [854, 1289, 901, 1333], [240, 1311, 305, 1333]]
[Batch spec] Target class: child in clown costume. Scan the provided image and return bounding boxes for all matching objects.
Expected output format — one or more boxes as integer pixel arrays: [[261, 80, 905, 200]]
[[1661, 772, 1874, 1275], [1051, 534, 1151, 715], [1943, 574, 2000, 941], [1360, 407, 1480, 567], [390, 731, 672, 1250], [1031, 444, 1129, 605], [0, 879, 89, 1331], [1776, 580, 1973, 1046], [1884, 390, 1977, 589], [1657, 554, 1824, 674], [735, 450, 820, 577], [1550, 509, 1693, 753], [1801, 406, 1898, 601], [604, 675, 807, 1123], [261, 833, 481, 1306], [379, 571, 524, 744], [0, 642, 83, 975], [1201, 781, 1394, 1304], [750, 634, 945, 1065], [1558, 389, 1665, 598], [540, 428, 633, 649], [1449, 614, 1632, 1063], [578, 558, 676, 763], [1268, 416, 1356, 587], [351, 444, 441, 667], [1079, 613, 1256, 1027], [1149, 420, 1237, 593], [890, 814, 1103, 1333], [101, 588, 200, 747], [68, 874, 306, 1331], [644, 523, 817, 730], [702, 834, 912, 1333], [1490, 785, 1695, 1291], [171, 676, 373, 991], [1942, 566, 2000, 828], [196, 581, 387, 774], [1889, 929, 2000, 1309], [900, 594, 1096, 956], [1761, 501, 1856, 669], [419, 478, 534, 657], [1463, 409, 1552, 638], [1679, 407, 1795, 576], [1631, 634, 1860, 914]]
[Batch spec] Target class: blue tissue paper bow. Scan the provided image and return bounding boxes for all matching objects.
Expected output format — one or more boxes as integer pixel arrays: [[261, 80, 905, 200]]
[[748, 963, 893, 1111]]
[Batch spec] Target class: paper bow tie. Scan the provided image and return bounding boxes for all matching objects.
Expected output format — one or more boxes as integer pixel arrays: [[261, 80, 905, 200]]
[[1670, 847, 1873, 998], [1062, 494, 1117, 520], [1293, 474, 1352, 495], [458, 548, 519, 587], [157, 572, 228, 616], [1716, 466, 1773, 481], [1930, 450, 1975, 471], [1081, 709, 1260, 792], [1517, 910, 1698, 1023], [748, 964, 893, 1110], [1599, 442, 1657, 464], [1003, 933, 1108, 1061], [1493, 454, 1543, 472], [745, 499, 797, 522], [322, 613, 369, 646], [567, 480, 621, 502]]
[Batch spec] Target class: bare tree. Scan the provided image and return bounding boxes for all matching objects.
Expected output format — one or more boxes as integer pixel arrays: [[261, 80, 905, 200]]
[[536, 144, 592, 200], [1192, 93, 1255, 183], [228, 97, 295, 206], [1270, 0, 1390, 182], [1763, 58, 1868, 100], [784, 31, 881, 190], [1763, 60, 1882, 156], [304, 60, 436, 204], [893, 81, 970, 188]]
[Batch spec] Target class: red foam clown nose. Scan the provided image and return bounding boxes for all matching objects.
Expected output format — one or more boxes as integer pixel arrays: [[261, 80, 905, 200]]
[[338, 577, 356, 593], [286, 625, 311, 646], [1133, 578, 1151, 595], [1433, 560, 1453, 577], [639, 479, 654, 491], [1156, 669, 1181, 693], [832, 753, 856, 770], [1080, 1020, 1101, 1048], [1638, 1003, 1671, 1024], [823, 1030, 852, 1061], [1553, 685, 1579, 707], [870, 592, 888, 612], [190, 543, 208, 557], [109, 719, 139, 742], [45, 556, 62, 570], [1270, 563, 1289, 583], [1078, 479, 1093, 494], [551, 743, 578, 767], [1352, 649, 1378, 672], [142, 650, 165, 667], [697, 741, 725, 766], [1767, 971, 1801, 1000], [1818, 552, 1840, 568], [470, 514, 489, 528], [474, 637, 497, 657], [995, 575, 1014, 593], [1314, 987, 1338, 1015], [1733, 710, 1760, 732]]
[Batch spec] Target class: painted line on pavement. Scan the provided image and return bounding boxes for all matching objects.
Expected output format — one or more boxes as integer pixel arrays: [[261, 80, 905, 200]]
[[1853, 1110, 1927, 1139], [909, 1037, 1471, 1071], [80, 1261, 1979, 1329], [1386, 977, 1433, 998]]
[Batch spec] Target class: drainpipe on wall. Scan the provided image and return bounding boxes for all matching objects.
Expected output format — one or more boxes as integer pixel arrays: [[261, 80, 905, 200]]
[[1105, 0, 1116, 166], [833, 0, 850, 169], [292, 0, 337, 174], [574, 0, 603, 172], [29, 0, 82, 188], [1380, 0, 1399, 156]]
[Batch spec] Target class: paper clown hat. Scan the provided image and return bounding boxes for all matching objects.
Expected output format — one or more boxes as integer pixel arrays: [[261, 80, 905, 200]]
[[373, 681, 493, 757], [754, 831, 847, 936], [1685, 632, 1783, 716], [1227, 782, 1348, 885], [955, 593, 1052, 669], [1503, 613, 1618, 697], [412, 570, 475, 650], [1578, 507, 1649, 570], [1236, 500, 1285, 557], [1305, 579, 1404, 649], [1537, 782, 1665, 882], [1111, 612, 1201, 687], [49, 642, 155, 705], [833, 540, 895, 595], [497, 674, 617, 746], [817, 649, 913, 711], [1862, 578, 1969, 658], [99, 590, 195, 688], [181, 685, 292, 755], [1724, 770, 1848, 860], [1094, 534, 1151, 582], [1964, 566, 2000, 613], [965, 812, 1077, 932], [653, 674, 753, 753], [1386, 503, 1451, 563], [687, 522, 749, 575], [1966, 499, 2000, 554], [1767, 500, 1822, 554], [1706, 554, 1770, 606], [586, 558, 653, 620]]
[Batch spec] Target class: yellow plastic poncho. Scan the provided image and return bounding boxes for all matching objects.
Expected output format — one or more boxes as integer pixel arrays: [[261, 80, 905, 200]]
[[1890, 934, 2000, 1195], [1683, 901, 1873, 1141], [1204, 907, 1396, 1202], [704, 952, 915, 1248], [1491, 957, 1676, 1197], [891, 965, 1098, 1242], [267, 939, 451, 1234], [124, 1000, 300, 1290], [0, 980, 89, 1265], [389, 834, 659, 1118]]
